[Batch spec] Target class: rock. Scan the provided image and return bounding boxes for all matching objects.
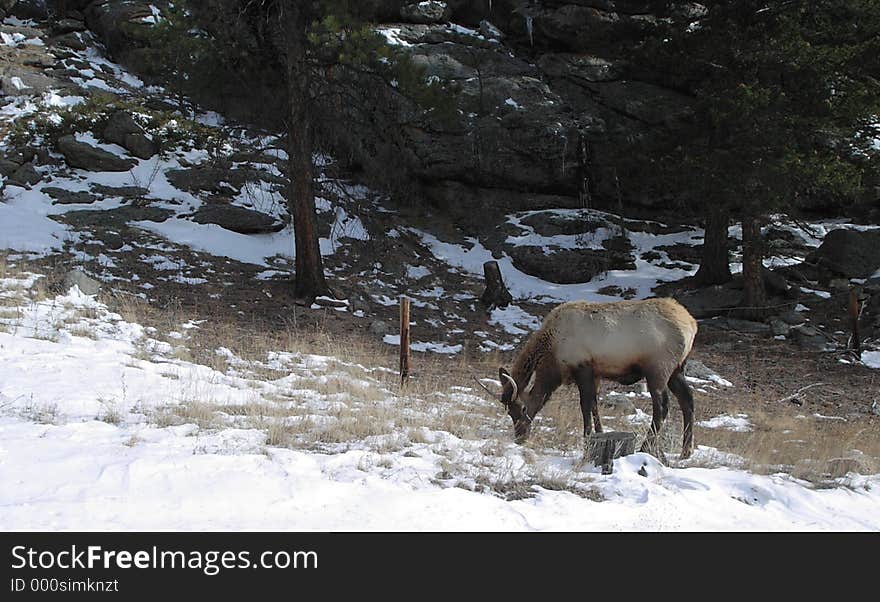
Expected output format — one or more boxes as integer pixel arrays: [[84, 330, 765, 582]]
[[790, 325, 831, 350], [0, 68, 71, 97], [674, 286, 743, 319], [0, 159, 22, 178], [50, 31, 88, 50], [51, 18, 86, 35], [89, 184, 148, 198], [538, 53, 622, 83], [42, 187, 99, 204], [479, 20, 504, 40], [369, 320, 391, 337], [762, 268, 793, 298], [103, 111, 157, 159], [828, 278, 851, 291], [166, 166, 249, 193], [84, 1, 157, 74], [63, 269, 101, 296], [508, 246, 634, 284], [685, 360, 720, 381], [190, 204, 285, 235], [401, 2, 451, 24], [8, 162, 41, 187], [806, 228, 880, 279], [9, 0, 48, 21], [102, 111, 141, 145], [778, 310, 807, 326], [601, 394, 635, 412], [123, 132, 158, 160], [56, 135, 137, 172], [769, 319, 790, 337]]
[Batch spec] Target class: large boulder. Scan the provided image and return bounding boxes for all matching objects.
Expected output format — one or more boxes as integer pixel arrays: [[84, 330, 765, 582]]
[[56, 135, 137, 172], [190, 204, 285, 234], [674, 286, 744, 319], [806, 228, 880, 280], [400, 1, 450, 24], [103, 111, 158, 159], [83, 1, 157, 74]]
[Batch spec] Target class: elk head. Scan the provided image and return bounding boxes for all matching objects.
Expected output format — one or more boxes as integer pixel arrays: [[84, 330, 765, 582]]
[[475, 368, 533, 443]]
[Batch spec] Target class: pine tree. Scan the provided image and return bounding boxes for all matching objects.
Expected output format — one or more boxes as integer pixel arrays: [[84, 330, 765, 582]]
[[170, 1, 453, 303], [642, 0, 880, 314]]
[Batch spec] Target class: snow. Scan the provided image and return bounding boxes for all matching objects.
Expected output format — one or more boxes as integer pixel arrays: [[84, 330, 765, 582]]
[[0, 257, 878, 531], [134, 219, 295, 268], [413, 213, 700, 304], [862, 351, 880, 369], [0, 17, 878, 532], [697, 414, 753, 432]]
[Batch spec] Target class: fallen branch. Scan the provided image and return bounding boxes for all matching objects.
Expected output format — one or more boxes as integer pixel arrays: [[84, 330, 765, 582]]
[[776, 382, 827, 405]]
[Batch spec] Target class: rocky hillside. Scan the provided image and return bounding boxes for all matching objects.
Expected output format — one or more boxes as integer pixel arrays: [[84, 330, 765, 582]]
[[1, 0, 879, 358], [67, 0, 706, 221]]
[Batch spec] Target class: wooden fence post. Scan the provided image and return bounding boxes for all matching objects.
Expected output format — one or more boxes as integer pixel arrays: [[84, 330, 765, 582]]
[[849, 285, 861, 355], [399, 295, 411, 386]]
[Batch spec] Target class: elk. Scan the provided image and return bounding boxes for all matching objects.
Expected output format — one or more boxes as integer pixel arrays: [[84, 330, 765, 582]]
[[478, 298, 698, 459]]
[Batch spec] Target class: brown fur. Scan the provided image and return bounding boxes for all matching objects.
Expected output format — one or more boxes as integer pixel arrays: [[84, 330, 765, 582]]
[[498, 298, 698, 458]]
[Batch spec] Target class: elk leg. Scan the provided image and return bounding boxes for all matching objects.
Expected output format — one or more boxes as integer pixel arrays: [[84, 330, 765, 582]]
[[574, 366, 599, 437], [668, 369, 695, 459], [639, 374, 667, 457]]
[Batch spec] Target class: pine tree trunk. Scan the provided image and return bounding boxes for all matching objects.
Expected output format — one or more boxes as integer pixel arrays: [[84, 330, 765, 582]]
[[741, 213, 768, 319], [285, 5, 332, 304], [695, 205, 732, 285]]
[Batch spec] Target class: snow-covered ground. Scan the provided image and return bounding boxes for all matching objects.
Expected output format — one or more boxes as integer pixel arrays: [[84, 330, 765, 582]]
[[1, 16, 879, 532], [0, 272, 878, 531]]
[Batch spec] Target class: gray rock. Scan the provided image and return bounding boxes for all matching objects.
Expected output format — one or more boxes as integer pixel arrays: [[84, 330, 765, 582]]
[[42, 187, 99, 204], [601, 394, 635, 412], [369, 320, 391, 337], [9, 0, 48, 20], [0, 159, 22, 178], [723, 318, 772, 335], [8, 162, 42, 187], [190, 204, 285, 235], [684, 360, 720, 381], [56, 135, 137, 172], [103, 111, 158, 159], [89, 184, 149, 198], [51, 19, 86, 35], [778, 310, 807, 326], [1, 69, 70, 97], [791, 325, 831, 350], [123, 132, 158, 160], [807, 228, 880, 279], [479, 20, 504, 40], [63, 269, 101, 296], [401, 1, 450, 24], [50, 31, 88, 50], [508, 245, 634, 284], [103, 111, 142, 146], [674, 286, 743, 319], [769, 319, 790, 337], [166, 166, 247, 193]]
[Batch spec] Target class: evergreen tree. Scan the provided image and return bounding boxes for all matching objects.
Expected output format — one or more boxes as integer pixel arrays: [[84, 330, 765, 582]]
[[167, 1, 452, 303], [642, 0, 880, 314]]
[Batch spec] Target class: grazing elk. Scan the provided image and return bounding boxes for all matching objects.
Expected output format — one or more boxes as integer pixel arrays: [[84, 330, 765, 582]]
[[478, 298, 698, 459]]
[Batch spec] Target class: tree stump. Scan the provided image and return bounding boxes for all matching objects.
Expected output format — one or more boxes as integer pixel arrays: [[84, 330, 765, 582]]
[[586, 431, 636, 475], [480, 260, 513, 310]]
